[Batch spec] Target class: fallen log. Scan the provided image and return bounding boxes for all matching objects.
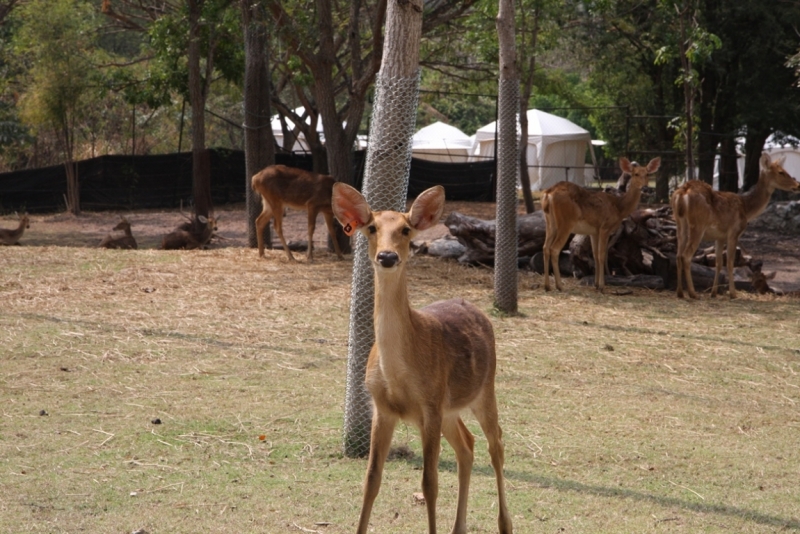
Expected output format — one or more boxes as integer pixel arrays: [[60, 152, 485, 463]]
[[579, 274, 665, 290], [445, 211, 546, 265]]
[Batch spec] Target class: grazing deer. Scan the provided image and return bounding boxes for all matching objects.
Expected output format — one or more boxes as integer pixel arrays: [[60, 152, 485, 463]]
[[541, 157, 661, 291], [0, 213, 30, 246], [99, 217, 138, 249], [251, 164, 343, 262], [672, 152, 800, 299], [160, 212, 217, 250], [331, 183, 512, 534]]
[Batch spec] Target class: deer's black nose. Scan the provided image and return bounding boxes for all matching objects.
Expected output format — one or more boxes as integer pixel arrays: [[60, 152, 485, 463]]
[[376, 251, 399, 268]]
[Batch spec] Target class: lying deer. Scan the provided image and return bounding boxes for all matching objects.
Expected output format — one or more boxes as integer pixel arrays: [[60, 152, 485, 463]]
[[749, 269, 800, 297], [99, 217, 138, 249], [251, 164, 343, 262], [541, 156, 661, 291], [332, 183, 512, 534], [0, 213, 30, 246], [672, 152, 800, 299], [160, 212, 217, 250]]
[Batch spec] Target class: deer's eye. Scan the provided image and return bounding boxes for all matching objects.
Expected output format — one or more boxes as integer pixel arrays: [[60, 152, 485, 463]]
[[402, 227, 411, 236], [368, 225, 377, 234]]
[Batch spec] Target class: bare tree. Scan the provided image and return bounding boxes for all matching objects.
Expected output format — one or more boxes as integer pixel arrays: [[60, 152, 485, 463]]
[[265, 0, 480, 182]]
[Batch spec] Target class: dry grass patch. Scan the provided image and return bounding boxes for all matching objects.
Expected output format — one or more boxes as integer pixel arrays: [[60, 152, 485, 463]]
[[1, 246, 799, 533]]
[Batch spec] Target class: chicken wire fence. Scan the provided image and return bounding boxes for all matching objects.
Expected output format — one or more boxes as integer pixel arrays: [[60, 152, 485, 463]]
[[494, 78, 520, 313], [343, 72, 421, 458]]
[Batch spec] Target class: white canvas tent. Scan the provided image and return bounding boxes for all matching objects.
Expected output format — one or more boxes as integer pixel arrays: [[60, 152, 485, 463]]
[[735, 134, 800, 187], [411, 121, 473, 162], [271, 107, 324, 153], [473, 109, 596, 190]]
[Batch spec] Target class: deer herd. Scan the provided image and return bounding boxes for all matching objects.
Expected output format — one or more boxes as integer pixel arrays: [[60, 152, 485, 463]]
[[2, 154, 799, 291]]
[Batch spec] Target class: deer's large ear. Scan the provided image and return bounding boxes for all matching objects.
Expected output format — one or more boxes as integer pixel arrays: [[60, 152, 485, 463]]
[[760, 152, 772, 171], [332, 183, 372, 236], [408, 185, 445, 231], [619, 157, 632, 174], [646, 157, 661, 173]]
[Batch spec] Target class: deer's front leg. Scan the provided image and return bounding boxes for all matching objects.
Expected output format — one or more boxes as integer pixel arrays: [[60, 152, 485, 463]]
[[595, 230, 610, 291], [420, 412, 443, 534], [357, 409, 398, 534]]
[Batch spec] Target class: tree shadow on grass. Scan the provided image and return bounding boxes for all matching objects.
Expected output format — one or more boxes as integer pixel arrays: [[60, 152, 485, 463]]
[[417, 458, 800, 531]]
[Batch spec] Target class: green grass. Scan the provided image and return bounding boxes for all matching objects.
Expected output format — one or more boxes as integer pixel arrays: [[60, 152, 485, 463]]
[[1, 246, 799, 533]]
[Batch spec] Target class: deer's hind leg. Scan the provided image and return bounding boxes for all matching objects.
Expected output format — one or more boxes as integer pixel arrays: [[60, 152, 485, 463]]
[[542, 223, 555, 291], [681, 224, 707, 299], [255, 199, 274, 258], [545, 224, 572, 292], [442, 415, 475, 534], [271, 199, 294, 261], [471, 387, 512, 534]]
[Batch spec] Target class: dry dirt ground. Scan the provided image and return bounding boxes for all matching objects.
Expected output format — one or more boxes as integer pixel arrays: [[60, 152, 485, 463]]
[[3, 200, 799, 292]]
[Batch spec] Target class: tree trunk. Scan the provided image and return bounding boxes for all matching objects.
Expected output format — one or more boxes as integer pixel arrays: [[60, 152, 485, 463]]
[[342, 0, 422, 459], [188, 0, 212, 219], [678, 7, 696, 182], [242, 0, 275, 248], [517, 2, 539, 214], [60, 115, 80, 215], [495, 0, 519, 313], [743, 131, 769, 191], [314, 0, 352, 254], [65, 160, 80, 215], [697, 65, 718, 185]]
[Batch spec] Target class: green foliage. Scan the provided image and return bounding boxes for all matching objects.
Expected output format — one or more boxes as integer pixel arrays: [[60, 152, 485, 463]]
[[136, 0, 242, 105], [12, 0, 101, 133]]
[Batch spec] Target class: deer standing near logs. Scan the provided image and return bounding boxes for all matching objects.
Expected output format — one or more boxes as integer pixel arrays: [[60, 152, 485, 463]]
[[99, 217, 138, 249], [672, 152, 800, 299], [541, 156, 661, 291], [331, 183, 512, 534], [251, 164, 343, 262], [0, 213, 30, 246]]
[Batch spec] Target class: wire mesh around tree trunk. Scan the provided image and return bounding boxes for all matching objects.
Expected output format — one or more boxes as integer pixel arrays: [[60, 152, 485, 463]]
[[494, 78, 519, 313], [343, 72, 421, 458]]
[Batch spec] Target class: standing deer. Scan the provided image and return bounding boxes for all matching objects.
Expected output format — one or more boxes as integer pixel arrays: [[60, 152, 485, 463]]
[[251, 164, 343, 262], [541, 157, 661, 291], [331, 183, 512, 534], [672, 152, 800, 299], [99, 217, 138, 249], [0, 213, 30, 246]]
